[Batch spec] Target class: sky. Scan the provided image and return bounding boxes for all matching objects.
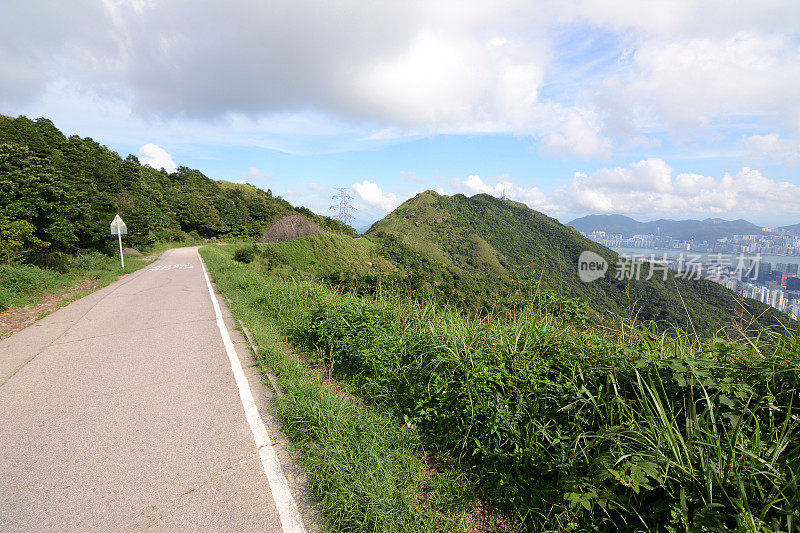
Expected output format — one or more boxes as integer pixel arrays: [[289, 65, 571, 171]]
[[1, 0, 799, 230]]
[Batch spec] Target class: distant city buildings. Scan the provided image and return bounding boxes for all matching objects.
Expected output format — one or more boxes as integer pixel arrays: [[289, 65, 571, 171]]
[[584, 230, 800, 256], [581, 228, 800, 318]]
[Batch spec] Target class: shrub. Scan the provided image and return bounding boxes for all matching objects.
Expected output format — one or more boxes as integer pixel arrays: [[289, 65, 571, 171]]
[[233, 244, 257, 263], [295, 296, 800, 530]]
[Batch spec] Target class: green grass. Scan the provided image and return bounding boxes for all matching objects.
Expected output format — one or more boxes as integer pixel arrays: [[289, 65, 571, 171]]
[[0, 240, 207, 313], [252, 233, 396, 279], [200, 244, 476, 532], [0, 252, 149, 311], [294, 294, 799, 531], [202, 243, 799, 531], [367, 191, 793, 335]]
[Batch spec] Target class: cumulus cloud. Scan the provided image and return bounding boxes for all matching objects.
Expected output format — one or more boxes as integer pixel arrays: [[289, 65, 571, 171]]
[[352, 180, 401, 211], [456, 174, 555, 212], [307, 182, 326, 193], [138, 143, 177, 173], [743, 133, 799, 166], [597, 32, 800, 138], [557, 158, 800, 215], [1, 1, 797, 159]]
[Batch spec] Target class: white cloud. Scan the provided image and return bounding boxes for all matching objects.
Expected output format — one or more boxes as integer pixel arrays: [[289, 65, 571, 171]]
[[243, 167, 276, 181], [557, 158, 800, 215], [284, 188, 305, 198], [1, 1, 798, 160], [539, 106, 612, 159], [352, 180, 401, 211], [743, 133, 799, 166], [597, 32, 800, 137], [307, 182, 326, 192], [457, 174, 556, 212], [138, 143, 177, 173]]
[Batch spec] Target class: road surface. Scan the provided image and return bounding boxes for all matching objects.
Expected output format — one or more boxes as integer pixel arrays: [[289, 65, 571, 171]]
[[0, 247, 316, 532]]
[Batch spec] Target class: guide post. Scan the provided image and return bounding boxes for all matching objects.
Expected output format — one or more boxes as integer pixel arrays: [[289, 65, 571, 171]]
[[110, 214, 128, 268]]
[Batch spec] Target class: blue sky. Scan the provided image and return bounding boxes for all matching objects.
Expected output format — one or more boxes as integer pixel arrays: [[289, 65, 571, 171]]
[[2, 1, 798, 230]]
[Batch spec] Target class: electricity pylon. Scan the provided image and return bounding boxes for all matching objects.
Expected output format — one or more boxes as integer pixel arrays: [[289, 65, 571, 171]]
[[330, 187, 356, 225]]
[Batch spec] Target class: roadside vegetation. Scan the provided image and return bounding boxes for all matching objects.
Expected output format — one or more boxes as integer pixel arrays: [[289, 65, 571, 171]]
[[201, 245, 477, 532], [0, 247, 165, 312], [203, 242, 799, 532], [0, 113, 351, 315]]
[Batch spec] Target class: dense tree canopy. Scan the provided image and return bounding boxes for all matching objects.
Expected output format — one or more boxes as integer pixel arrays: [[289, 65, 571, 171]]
[[0, 115, 353, 256]]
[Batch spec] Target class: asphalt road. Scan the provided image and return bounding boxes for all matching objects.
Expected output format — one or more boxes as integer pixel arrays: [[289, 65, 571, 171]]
[[0, 247, 316, 532]]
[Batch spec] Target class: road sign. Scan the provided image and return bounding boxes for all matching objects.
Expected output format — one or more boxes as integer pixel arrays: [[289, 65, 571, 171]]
[[110, 214, 127, 235], [110, 215, 127, 268]]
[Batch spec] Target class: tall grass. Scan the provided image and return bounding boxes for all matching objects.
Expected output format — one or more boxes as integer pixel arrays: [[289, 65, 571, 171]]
[[298, 293, 799, 530], [200, 245, 475, 532], [203, 244, 799, 532], [0, 251, 142, 311]]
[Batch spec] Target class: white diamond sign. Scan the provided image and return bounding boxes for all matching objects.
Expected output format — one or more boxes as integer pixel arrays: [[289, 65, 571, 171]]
[[110, 214, 127, 268], [110, 214, 127, 235]]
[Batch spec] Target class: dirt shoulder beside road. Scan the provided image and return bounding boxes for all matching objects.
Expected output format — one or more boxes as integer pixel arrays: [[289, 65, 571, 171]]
[[0, 279, 101, 340]]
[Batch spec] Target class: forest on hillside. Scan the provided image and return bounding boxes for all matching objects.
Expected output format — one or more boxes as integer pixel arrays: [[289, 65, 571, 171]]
[[0, 115, 352, 262]]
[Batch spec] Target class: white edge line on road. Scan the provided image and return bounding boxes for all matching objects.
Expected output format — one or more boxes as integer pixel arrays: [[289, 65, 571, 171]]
[[197, 249, 306, 533]]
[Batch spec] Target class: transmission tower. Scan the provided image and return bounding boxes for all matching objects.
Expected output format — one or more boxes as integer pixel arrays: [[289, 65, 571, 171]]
[[330, 187, 356, 225]]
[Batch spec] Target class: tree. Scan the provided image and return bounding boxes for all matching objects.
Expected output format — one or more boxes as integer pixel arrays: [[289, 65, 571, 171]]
[[0, 143, 80, 251], [0, 217, 47, 264]]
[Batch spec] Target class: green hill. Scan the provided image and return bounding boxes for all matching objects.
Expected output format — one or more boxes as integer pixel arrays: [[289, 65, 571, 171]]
[[0, 114, 353, 256], [368, 190, 790, 335]]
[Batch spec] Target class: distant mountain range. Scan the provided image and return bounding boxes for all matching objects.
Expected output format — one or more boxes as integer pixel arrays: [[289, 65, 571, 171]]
[[566, 214, 775, 241], [778, 222, 800, 234]]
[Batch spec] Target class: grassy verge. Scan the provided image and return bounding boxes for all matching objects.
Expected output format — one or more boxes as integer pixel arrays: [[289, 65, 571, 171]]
[[204, 243, 799, 532], [0, 240, 210, 313], [0, 252, 149, 311], [200, 245, 477, 532]]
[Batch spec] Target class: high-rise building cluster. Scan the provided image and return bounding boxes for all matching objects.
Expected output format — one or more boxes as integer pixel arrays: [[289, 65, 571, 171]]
[[582, 228, 800, 319], [584, 231, 800, 255]]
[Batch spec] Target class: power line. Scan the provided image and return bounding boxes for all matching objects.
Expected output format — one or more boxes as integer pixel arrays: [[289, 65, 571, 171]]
[[330, 187, 356, 225]]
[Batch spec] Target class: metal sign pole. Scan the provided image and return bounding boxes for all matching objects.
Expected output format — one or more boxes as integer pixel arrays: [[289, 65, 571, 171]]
[[110, 214, 128, 269], [118, 230, 124, 269]]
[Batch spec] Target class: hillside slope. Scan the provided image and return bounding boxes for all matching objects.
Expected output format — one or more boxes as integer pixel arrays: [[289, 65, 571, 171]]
[[0, 115, 353, 255], [368, 191, 789, 335]]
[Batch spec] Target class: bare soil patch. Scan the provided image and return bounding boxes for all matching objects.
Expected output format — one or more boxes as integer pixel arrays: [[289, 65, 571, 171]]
[[0, 279, 100, 339]]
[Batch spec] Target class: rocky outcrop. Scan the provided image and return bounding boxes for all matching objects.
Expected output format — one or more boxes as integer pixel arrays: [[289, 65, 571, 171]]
[[259, 214, 327, 243]]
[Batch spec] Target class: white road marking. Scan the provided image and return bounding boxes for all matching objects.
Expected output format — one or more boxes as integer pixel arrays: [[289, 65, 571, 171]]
[[196, 250, 306, 533], [146, 263, 194, 271]]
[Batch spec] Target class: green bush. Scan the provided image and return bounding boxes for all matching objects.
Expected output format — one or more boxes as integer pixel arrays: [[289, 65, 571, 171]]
[[232, 244, 257, 263], [295, 297, 800, 531], [200, 244, 799, 531]]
